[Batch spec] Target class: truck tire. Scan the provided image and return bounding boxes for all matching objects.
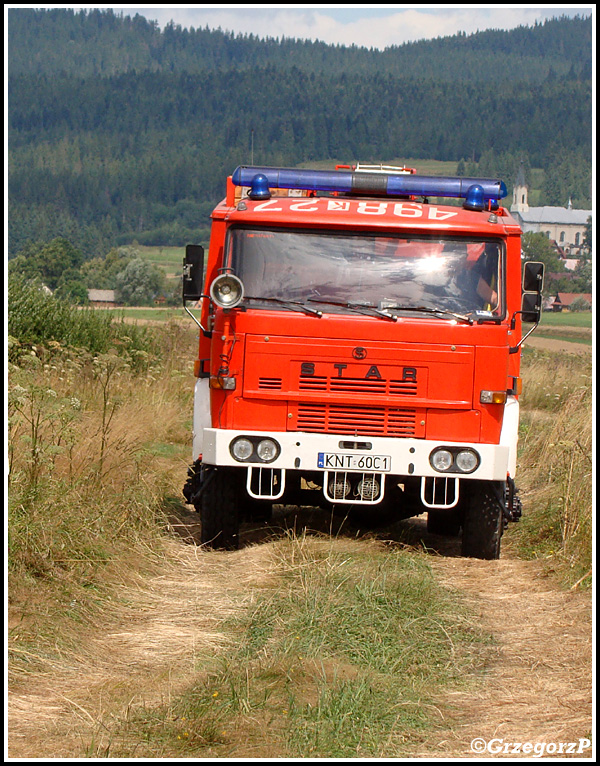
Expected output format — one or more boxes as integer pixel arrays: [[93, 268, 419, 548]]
[[198, 467, 241, 550], [461, 480, 504, 560]]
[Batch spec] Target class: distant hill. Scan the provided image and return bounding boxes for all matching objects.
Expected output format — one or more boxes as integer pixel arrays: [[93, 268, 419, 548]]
[[8, 9, 591, 83], [7, 9, 592, 258]]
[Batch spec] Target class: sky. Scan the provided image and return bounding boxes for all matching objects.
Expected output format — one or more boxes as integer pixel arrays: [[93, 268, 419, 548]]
[[115, 5, 593, 49]]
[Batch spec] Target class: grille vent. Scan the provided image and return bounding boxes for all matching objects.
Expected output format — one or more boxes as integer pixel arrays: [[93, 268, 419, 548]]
[[296, 403, 417, 436], [258, 377, 282, 390], [299, 375, 417, 396]]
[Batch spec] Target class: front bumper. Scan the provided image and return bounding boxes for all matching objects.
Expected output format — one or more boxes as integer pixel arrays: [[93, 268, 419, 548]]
[[201, 428, 510, 482]]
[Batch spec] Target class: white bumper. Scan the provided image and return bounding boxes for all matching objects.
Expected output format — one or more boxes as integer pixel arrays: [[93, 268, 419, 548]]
[[201, 428, 510, 482]]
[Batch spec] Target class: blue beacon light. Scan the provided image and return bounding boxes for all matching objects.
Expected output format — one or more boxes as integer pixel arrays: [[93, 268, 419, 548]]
[[247, 173, 271, 200], [232, 166, 507, 207], [463, 184, 486, 211]]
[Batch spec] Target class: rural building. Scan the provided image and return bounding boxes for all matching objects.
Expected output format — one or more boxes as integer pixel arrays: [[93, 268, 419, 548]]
[[510, 167, 591, 255], [87, 289, 118, 307], [549, 292, 592, 312]]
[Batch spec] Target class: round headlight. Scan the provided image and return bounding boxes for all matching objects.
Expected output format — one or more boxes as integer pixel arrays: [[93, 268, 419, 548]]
[[256, 439, 279, 462], [328, 477, 351, 499], [231, 437, 253, 461], [210, 273, 244, 308], [455, 449, 479, 473], [431, 449, 453, 472], [357, 477, 380, 501]]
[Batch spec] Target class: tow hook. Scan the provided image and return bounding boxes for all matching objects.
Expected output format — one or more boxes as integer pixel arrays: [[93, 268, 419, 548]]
[[504, 479, 522, 525], [183, 459, 213, 505]]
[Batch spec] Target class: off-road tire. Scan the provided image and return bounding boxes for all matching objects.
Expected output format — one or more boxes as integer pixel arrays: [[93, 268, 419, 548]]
[[461, 480, 504, 560], [198, 467, 241, 550]]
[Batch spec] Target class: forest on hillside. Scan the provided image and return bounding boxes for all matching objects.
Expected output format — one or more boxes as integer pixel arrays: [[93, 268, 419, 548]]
[[7, 9, 593, 259]]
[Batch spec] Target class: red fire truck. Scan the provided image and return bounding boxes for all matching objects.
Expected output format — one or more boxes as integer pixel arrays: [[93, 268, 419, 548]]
[[182, 164, 544, 558]]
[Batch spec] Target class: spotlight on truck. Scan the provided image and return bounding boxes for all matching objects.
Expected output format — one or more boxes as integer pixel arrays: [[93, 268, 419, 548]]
[[210, 273, 244, 309]]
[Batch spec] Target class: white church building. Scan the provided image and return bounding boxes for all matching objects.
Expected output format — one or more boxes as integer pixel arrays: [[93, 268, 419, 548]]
[[510, 167, 591, 254]]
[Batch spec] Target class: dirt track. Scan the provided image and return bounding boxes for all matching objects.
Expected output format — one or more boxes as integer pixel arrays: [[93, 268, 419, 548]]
[[526, 335, 591, 355], [7, 509, 593, 759], [422, 555, 592, 756]]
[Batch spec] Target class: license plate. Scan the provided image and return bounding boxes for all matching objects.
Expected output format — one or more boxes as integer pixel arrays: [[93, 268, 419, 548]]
[[317, 452, 391, 472]]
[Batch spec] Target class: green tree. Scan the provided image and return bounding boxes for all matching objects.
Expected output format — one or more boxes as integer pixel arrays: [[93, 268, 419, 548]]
[[572, 254, 592, 293], [521, 232, 566, 272], [583, 216, 592, 250], [8, 238, 84, 291], [80, 246, 137, 289], [54, 278, 89, 304], [114, 258, 164, 306], [569, 296, 591, 312]]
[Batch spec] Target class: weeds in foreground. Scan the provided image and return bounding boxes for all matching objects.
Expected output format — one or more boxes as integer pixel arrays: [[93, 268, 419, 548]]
[[7, 289, 592, 758], [8, 273, 154, 365], [511, 349, 593, 587], [7, 312, 196, 677]]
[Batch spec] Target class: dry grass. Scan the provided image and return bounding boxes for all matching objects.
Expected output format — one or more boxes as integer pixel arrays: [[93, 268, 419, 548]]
[[7, 323, 197, 688], [511, 349, 593, 587], [8, 542, 249, 757], [7, 321, 593, 758], [8, 536, 490, 758], [417, 555, 592, 756]]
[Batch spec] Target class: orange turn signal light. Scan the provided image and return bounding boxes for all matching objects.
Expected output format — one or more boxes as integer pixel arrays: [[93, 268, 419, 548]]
[[480, 390, 507, 404]]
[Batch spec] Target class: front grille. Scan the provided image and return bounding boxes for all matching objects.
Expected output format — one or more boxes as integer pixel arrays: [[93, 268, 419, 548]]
[[299, 375, 417, 396], [258, 377, 282, 390], [298, 375, 327, 391], [296, 403, 418, 436]]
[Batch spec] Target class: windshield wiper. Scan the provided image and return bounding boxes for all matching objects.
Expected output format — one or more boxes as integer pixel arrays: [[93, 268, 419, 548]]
[[244, 296, 323, 317], [307, 298, 397, 322], [382, 304, 473, 325]]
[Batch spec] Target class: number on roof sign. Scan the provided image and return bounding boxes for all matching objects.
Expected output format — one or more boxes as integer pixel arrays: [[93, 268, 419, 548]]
[[253, 200, 283, 212], [357, 202, 388, 215], [290, 200, 319, 212], [393, 203, 423, 218], [428, 207, 458, 220]]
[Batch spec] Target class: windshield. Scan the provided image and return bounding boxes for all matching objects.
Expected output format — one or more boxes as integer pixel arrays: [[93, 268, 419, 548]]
[[228, 228, 502, 316]]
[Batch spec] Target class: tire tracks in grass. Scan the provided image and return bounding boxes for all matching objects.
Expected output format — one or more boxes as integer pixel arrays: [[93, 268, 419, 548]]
[[7, 514, 593, 759]]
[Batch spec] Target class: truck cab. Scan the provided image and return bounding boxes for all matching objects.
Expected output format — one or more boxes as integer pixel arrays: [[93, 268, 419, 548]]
[[182, 164, 544, 558]]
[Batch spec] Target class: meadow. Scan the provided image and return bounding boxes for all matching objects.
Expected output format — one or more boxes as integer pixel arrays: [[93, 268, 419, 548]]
[[7, 279, 592, 757], [135, 245, 187, 279]]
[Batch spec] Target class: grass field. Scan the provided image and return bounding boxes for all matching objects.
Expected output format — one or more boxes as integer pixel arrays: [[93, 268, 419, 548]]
[[136, 245, 186, 279], [8, 282, 592, 756], [525, 311, 593, 346], [537, 311, 593, 328], [102, 307, 189, 322]]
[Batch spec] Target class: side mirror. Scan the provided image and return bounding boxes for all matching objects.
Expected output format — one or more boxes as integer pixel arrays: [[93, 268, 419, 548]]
[[523, 261, 544, 293], [182, 245, 204, 303], [521, 291, 542, 324], [510, 261, 545, 352]]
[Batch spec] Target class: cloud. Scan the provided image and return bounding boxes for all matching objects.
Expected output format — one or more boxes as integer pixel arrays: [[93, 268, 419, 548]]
[[126, 6, 590, 49]]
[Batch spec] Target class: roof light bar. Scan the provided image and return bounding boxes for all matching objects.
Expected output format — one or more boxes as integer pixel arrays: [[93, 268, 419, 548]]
[[232, 166, 507, 203]]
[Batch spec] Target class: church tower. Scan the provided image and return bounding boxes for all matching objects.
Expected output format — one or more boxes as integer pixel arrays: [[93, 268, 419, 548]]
[[511, 164, 529, 213]]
